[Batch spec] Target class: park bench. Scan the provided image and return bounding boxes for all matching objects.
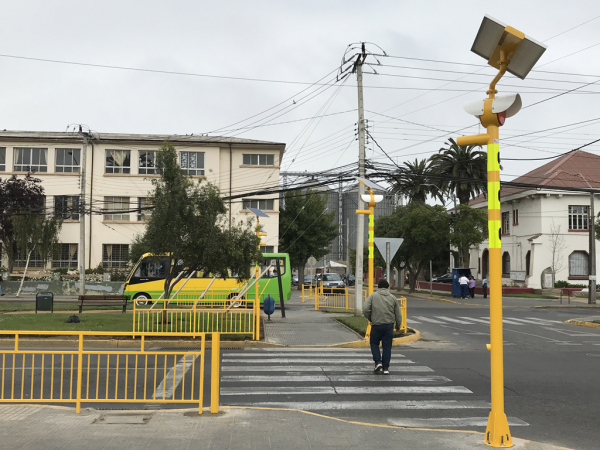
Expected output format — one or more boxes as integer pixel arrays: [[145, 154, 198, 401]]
[[77, 295, 130, 313]]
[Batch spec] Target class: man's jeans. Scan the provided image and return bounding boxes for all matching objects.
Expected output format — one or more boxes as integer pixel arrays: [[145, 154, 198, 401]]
[[460, 284, 469, 298], [370, 323, 394, 369]]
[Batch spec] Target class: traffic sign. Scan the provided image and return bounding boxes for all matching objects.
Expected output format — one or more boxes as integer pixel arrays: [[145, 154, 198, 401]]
[[307, 257, 317, 267]]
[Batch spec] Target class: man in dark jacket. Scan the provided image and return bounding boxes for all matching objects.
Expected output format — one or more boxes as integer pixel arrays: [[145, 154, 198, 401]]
[[363, 279, 402, 375]]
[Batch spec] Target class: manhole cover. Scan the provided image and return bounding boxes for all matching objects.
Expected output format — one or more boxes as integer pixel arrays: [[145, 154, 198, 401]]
[[94, 414, 152, 424]]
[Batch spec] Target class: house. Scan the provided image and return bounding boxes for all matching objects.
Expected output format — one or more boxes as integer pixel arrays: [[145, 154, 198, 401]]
[[469, 150, 599, 289], [0, 131, 285, 271]]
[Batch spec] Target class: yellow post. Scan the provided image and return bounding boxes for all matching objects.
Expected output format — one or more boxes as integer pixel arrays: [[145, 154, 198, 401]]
[[456, 51, 512, 448], [314, 282, 318, 310], [357, 186, 377, 339], [210, 333, 220, 413], [345, 288, 348, 310], [76, 333, 83, 413]]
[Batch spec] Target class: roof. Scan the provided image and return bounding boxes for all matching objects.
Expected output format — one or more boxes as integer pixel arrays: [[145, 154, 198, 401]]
[[470, 150, 600, 205], [0, 130, 285, 147]]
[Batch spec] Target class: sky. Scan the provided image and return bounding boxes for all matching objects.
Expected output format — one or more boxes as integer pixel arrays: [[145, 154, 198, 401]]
[[1, 0, 600, 193]]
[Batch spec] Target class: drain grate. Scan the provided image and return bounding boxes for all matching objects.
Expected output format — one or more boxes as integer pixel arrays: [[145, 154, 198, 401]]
[[94, 414, 152, 425]]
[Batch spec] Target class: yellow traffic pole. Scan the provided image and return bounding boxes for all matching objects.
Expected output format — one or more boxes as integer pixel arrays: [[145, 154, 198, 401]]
[[457, 50, 512, 448], [357, 186, 377, 339], [254, 218, 261, 341]]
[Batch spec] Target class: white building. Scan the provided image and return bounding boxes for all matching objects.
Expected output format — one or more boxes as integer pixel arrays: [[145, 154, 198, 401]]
[[469, 150, 600, 289], [0, 131, 285, 271]]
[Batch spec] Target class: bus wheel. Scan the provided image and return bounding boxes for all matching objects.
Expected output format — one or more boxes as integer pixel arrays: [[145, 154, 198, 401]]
[[226, 293, 244, 308], [134, 293, 150, 306]]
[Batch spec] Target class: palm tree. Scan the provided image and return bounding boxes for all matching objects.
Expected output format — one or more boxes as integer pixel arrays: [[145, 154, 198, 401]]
[[389, 158, 442, 204], [429, 138, 487, 204]]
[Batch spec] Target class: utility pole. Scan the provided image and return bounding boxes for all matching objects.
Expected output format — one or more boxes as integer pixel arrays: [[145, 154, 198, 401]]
[[346, 218, 350, 277], [353, 43, 367, 317], [574, 174, 596, 304], [78, 127, 88, 296]]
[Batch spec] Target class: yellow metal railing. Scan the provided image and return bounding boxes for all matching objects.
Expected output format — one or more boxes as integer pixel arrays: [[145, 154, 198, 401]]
[[0, 331, 221, 414], [133, 308, 254, 335]]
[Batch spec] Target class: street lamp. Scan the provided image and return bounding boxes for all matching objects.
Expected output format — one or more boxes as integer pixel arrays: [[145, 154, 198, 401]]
[[248, 207, 269, 341], [456, 15, 547, 448], [356, 177, 385, 338], [572, 174, 597, 305]]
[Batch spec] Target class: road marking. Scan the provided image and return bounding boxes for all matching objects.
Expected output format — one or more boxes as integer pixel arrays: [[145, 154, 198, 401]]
[[221, 375, 451, 383], [225, 400, 491, 410], [524, 317, 562, 324], [387, 417, 529, 427], [154, 355, 197, 400], [223, 352, 403, 358], [221, 358, 415, 364], [434, 316, 474, 324], [221, 386, 472, 395], [412, 316, 446, 324], [503, 318, 545, 325], [245, 348, 373, 352], [499, 318, 525, 325], [458, 317, 489, 324], [406, 319, 422, 324], [221, 365, 434, 372]]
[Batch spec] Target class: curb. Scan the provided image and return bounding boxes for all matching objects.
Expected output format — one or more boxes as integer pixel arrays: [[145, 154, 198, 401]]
[[566, 319, 600, 329]]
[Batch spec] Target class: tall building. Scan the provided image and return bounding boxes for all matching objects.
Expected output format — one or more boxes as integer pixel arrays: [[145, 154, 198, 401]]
[[0, 131, 285, 271]]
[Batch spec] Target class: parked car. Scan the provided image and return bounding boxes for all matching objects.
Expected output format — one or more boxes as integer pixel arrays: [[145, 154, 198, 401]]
[[344, 274, 356, 286], [431, 273, 453, 283], [317, 273, 346, 293], [303, 275, 317, 286], [292, 273, 299, 286]]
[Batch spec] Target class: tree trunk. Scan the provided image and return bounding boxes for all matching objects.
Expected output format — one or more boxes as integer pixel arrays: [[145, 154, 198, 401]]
[[16, 249, 32, 297], [297, 261, 307, 291]]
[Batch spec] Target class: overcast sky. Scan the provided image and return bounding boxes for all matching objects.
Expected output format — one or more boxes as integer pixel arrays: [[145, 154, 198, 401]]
[[1, 0, 600, 189]]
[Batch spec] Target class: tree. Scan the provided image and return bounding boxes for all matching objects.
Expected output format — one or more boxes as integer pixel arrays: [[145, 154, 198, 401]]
[[429, 138, 487, 204], [548, 220, 567, 286], [132, 142, 261, 300], [12, 212, 62, 296], [449, 204, 487, 268], [279, 189, 339, 290], [389, 159, 442, 204], [0, 174, 45, 272], [375, 203, 450, 292]]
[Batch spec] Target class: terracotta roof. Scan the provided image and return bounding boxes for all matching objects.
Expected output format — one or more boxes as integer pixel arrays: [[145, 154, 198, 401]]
[[470, 150, 600, 205]]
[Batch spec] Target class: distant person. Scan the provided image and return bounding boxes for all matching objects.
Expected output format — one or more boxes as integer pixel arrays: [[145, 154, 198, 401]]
[[468, 276, 476, 298], [482, 276, 488, 298], [363, 279, 402, 375], [459, 274, 469, 299], [0, 273, 3, 296]]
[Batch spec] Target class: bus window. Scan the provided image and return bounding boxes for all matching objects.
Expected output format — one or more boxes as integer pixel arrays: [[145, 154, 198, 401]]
[[261, 258, 286, 278], [134, 257, 169, 279]]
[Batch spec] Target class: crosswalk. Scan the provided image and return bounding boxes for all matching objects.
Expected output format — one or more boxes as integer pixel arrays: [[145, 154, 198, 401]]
[[407, 316, 561, 326], [220, 348, 529, 428]]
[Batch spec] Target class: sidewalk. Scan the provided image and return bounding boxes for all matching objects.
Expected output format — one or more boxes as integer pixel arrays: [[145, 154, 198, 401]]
[[0, 405, 571, 450]]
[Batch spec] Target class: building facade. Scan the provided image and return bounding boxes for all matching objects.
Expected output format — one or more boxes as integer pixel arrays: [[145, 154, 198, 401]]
[[0, 131, 285, 271], [468, 150, 600, 289]]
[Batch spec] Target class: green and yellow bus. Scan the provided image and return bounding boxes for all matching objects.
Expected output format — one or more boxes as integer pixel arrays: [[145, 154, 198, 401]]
[[123, 252, 292, 306]]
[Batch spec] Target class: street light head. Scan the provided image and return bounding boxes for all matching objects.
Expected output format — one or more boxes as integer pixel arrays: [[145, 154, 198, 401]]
[[471, 15, 546, 80], [361, 194, 384, 203], [462, 94, 522, 125]]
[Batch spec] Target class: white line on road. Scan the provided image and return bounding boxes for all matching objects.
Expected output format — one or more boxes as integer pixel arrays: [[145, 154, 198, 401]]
[[406, 319, 422, 324], [221, 365, 434, 372], [221, 358, 415, 364], [388, 417, 529, 427], [499, 318, 525, 325], [222, 352, 403, 358], [154, 355, 197, 400], [503, 318, 546, 325], [524, 317, 562, 324], [412, 316, 447, 324], [221, 375, 451, 383], [224, 400, 490, 410], [221, 386, 472, 395], [434, 316, 474, 324], [458, 317, 489, 324]]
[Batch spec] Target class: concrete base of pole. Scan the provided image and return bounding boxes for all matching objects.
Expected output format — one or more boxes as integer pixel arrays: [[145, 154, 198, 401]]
[[484, 411, 513, 448]]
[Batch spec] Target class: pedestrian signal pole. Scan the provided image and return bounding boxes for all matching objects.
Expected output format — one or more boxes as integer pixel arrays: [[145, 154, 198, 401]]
[[456, 16, 546, 448]]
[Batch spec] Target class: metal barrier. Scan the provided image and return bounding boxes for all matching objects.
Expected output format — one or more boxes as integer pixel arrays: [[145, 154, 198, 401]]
[[301, 284, 317, 303], [0, 331, 221, 414]]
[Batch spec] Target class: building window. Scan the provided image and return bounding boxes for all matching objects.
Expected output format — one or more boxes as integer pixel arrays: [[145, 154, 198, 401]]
[[513, 209, 519, 226], [137, 197, 152, 222], [104, 197, 130, 221], [139, 151, 158, 175], [54, 196, 80, 220], [14, 148, 48, 172], [102, 244, 129, 269], [180, 152, 204, 176], [105, 150, 131, 174], [260, 245, 274, 253], [243, 154, 274, 166], [15, 247, 44, 268], [568, 205, 589, 230], [569, 251, 589, 277], [243, 199, 275, 211], [502, 252, 510, 277], [52, 244, 78, 269], [525, 250, 531, 277], [501, 212, 510, 235], [55, 149, 81, 173], [0, 147, 5, 171]]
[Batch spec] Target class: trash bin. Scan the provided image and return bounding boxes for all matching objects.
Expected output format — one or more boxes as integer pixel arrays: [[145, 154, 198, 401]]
[[451, 268, 473, 298], [263, 295, 275, 320], [36, 292, 54, 313]]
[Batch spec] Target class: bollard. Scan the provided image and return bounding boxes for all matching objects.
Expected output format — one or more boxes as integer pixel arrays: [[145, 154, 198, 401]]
[[211, 333, 220, 413]]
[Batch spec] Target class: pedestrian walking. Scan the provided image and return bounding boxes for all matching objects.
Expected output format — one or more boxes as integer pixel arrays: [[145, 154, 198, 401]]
[[482, 276, 488, 298], [0, 273, 4, 296], [468, 276, 476, 298], [459, 274, 469, 299], [363, 279, 402, 375]]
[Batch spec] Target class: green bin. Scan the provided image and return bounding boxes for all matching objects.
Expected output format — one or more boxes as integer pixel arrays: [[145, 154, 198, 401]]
[[36, 292, 54, 313]]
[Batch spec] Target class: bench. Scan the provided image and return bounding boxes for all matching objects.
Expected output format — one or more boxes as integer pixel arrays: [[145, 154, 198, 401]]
[[77, 295, 130, 313]]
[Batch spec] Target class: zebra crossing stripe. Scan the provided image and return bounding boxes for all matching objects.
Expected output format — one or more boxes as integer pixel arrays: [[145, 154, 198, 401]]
[[524, 317, 562, 324], [458, 317, 489, 324], [225, 400, 491, 410], [222, 358, 415, 364], [504, 318, 545, 325], [434, 316, 474, 324], [406, 319, 422, 324], [221, 375, 451, 383], [221, 386, 472, 395], [412, 316, 447, 324], [499, 318, 525, 325], [222, 352, 403, 358], [388, 417, 529, 427], [221, 365, 435, 372]]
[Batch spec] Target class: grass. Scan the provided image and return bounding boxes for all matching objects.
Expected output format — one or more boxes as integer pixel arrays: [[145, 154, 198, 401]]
[[321, 308, 355, 314], [594, 320, 600, 324], [333, 316, 406, 338]]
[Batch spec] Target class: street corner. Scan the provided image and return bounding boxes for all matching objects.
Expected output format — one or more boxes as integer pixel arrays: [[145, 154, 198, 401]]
[[565, 318, 600, 329]]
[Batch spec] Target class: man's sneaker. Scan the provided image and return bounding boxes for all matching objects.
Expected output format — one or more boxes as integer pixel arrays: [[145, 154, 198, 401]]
[[383, 368, 390, 375], [374, 363, 383, 373]]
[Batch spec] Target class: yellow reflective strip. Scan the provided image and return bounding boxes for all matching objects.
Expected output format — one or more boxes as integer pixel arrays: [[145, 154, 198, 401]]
[[488, 181, 500, 210], [489, 220, 502, 249], [487, 143, 500, 171], [369, 246, 374, 258]]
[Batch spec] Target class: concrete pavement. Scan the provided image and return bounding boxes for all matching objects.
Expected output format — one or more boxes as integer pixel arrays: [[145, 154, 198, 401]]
[[0, 405, 573, 450]]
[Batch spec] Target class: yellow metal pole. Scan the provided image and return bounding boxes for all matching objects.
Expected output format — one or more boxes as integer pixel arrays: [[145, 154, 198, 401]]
[[76, 333, 83, 413], [255, 218, 261, 341], [210, 333, 220, 413]]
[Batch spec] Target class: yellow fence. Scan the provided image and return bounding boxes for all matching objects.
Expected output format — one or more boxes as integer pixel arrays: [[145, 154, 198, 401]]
[[0, 331, 221, 414]]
